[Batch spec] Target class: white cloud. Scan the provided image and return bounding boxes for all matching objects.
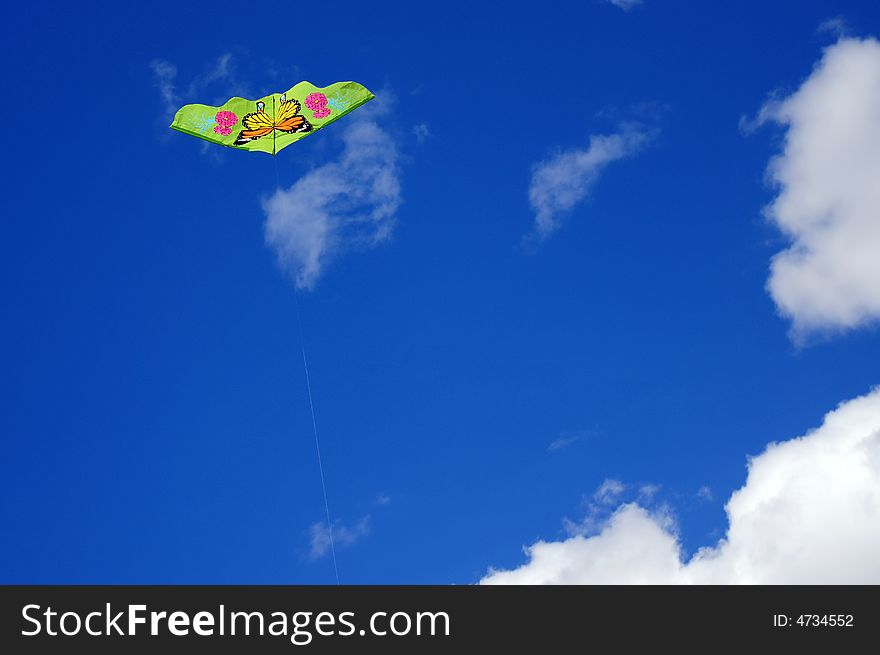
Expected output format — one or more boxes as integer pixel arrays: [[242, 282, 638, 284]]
[[560, 478, 663, 537], [757, 38, 880, 340], [263, 102, 401, 290], [527, 123, 652, 240], [491, 505, 682, 585], [308, 516, 370, 560], [482, 386, 880, 584], [697, 485, 714, 502], [607, 0, 643, 11]]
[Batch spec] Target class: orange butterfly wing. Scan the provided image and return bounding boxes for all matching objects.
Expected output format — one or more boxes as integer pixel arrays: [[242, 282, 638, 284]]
[[233, 97, 313, 146], [236, 126, 275, 141], [275, 115, 309, 133], [233, 107, 275, 145], [274, 98, 312, 134]]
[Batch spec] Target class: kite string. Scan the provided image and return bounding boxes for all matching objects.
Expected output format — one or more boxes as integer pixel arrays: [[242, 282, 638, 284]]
[[273, 156, 341, 586], [293, 290, 340, 586]]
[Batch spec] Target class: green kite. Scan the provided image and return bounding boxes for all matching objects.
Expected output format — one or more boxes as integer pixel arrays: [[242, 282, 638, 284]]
[[170, 80, 374, 156]]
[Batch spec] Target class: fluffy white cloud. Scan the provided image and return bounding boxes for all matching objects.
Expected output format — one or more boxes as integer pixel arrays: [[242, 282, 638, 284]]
[[528, 124, 652, 240], [607, 0, 643, 11], [487, 505, 682, 585], [308, 516, 370, 560], [758, 38, 880, 340], [482, 386, 880, 584], [263, 106, 401, 290]]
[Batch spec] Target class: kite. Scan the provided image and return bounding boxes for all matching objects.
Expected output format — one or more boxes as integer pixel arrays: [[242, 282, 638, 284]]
[[170, 80, 374, 155], [170, 79, 376, 585]]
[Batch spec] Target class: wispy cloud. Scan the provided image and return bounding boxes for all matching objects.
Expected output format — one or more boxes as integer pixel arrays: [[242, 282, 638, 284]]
[[547, 436, 579, 452], [150, 59, 181, 123], [593, 478, 626, 505], [607, 0, 643, 11], [263, 96, 402, 290], [202, 52, 233, 86], [817, 16, 850, 39], [751, 38, 880, 341], [413, 123, 430, 143], [150, 52, 254, 125], [697, 485, 714, 502], [637, 484, 661, 503], [308, 516, 371, 560], [527, 122, 654, 241], [548, 428, 598, 452]]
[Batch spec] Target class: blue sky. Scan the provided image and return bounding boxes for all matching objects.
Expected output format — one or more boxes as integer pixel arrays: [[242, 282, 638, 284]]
[[2, 0, 880, 584]]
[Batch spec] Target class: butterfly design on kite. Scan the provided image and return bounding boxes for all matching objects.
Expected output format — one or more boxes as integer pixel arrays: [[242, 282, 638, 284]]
[[233, 94, 313, 145]]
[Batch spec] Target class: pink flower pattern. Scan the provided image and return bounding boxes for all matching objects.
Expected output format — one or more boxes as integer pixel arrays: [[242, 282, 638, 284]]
[[305, 93, 331, 119], [213, 110, 238, 136]]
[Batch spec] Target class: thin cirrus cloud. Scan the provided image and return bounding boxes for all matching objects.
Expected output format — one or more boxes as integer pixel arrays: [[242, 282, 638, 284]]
[[308, 515, 371, 561], [548, 428, 601, 452], [150, 53, 251, 125], [816, 16, 850, 39], [754, 37, 880, 341], [547, 435, 582, 452], [413, 123, 430, 143], [262, 97, 401, 290], [607, 0, 643, 11], [482, 386, 880, 584], [527, 123, 654, 241], [592, 478, 626, 505], [697, 485, 713, 502], [547, 430, 592, 452]]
